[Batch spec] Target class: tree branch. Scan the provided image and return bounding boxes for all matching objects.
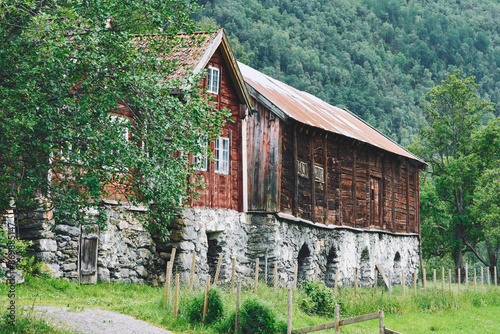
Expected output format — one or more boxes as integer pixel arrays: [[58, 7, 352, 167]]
[[464, 241, 490, 266]]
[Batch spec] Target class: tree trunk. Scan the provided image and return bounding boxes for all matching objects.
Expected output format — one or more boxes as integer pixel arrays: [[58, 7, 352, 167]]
[[453, 226, 465, 283], [485, 238, 499, 284]]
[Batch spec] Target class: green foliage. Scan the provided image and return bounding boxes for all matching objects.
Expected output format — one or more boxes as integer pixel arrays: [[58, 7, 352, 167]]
[[238, 298, 284, 334], [0, 311, 75, 334], [195, 0, 500, 145], [410, 71, 500, 269], [186, 288, 224, 325], [300, 280, 337, 315], [0, 0, 229, 239]]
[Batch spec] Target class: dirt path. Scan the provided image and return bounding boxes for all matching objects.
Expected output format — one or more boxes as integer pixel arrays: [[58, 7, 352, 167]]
[[30, 306, 175, 334]]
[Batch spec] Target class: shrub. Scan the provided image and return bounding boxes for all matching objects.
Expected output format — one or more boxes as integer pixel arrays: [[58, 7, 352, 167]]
[[185, 288, 224, 325], [239, 298, 285, 334], [301, 280, 337, 315]]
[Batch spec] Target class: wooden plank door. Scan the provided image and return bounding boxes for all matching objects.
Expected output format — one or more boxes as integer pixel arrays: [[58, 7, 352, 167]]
[[78, 225, 99, 284], [370, 176, 382, 227]]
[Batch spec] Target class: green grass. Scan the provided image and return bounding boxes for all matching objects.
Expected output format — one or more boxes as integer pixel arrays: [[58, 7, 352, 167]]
[[1, 276, 500, 333]]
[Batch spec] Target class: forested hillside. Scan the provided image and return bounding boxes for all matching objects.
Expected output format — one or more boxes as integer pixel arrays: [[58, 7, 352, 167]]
[[194, 0, 500, 145]]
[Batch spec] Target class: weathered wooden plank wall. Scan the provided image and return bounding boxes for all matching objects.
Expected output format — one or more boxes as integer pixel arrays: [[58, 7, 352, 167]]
[[246, 100, 280, 212], [275, 116, 420, 234], [191, 48, 243, 212]]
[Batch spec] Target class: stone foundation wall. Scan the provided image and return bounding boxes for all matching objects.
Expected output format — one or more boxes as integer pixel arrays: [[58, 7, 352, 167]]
[[246, 214, 419, 287], [19, 206, 419, 287]]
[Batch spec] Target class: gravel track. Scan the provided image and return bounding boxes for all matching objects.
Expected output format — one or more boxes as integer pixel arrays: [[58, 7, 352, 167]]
[[30, 306, 175, 334]]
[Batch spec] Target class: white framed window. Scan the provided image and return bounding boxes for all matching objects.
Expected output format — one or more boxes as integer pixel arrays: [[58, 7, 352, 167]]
[[111, 115, 129, 142], [194, 136, 208, 171], [314, 165, 325, 183], [208, 66, 220, 94], [214, 137, 229, 174], [297, 160, 309, 178]]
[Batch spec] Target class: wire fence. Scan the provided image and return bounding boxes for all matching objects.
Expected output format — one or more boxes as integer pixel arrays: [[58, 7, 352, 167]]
[[163, 248, 499, 333]]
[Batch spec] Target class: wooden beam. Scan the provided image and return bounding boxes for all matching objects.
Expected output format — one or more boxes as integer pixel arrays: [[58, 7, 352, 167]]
[[406, 160, 410, 233], [323, 136, 328, 224], [352, 149, 357, 226], [381, 156, 385, 229], [391, 161, 395, 231], [310, 137, 316, 223], [375, 264, 392, 292], [293, 125, 298, 217], [292, 312, 380, 333]]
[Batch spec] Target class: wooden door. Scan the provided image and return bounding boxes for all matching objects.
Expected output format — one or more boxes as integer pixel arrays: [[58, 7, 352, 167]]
[[78, 225, 99, 284], [370, 176, 382, 227]]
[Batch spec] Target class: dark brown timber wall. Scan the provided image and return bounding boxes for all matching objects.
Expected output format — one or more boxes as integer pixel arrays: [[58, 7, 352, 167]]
[[278, 120, 420, 233]]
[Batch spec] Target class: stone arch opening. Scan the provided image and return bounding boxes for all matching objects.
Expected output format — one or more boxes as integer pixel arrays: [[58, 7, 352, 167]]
[[297, 244, 312, 283], [393, 252, 401, 284], [206, 232, 222, 280], [325, 246, 338, 287], [359, 247, 371, 285]]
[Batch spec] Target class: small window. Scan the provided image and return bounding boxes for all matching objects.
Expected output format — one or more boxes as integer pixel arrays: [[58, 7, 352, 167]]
[[215, 137, 229, 174], [111, 115, 129, 142], [194, 136, 208, 172], [314, 165, 324, 183], [297, 160, 309, 178], [208, 66, 220, 94]]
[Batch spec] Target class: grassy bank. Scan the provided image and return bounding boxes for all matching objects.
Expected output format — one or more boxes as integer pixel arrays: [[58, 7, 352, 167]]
[[1, 276, 500, 333]]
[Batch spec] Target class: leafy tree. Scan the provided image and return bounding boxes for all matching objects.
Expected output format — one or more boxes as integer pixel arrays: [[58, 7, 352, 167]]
[[0, 0, 229, 238], [410, 71, 497, 277]]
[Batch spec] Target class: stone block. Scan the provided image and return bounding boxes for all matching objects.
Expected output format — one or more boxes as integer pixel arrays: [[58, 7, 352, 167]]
[[98, 268, 110, 282], [62, 263, 77, 271], [35, 239, 58, 252], [136, 265, 148, 277], [55, 224, 80, 237], [35, 252, 56, 264]]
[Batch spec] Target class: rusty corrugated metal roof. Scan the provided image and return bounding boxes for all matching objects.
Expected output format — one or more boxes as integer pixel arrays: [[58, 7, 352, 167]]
[[238, 62, 426, 166]]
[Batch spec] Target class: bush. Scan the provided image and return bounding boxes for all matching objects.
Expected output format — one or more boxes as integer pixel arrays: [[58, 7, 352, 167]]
[[239, 298, 285, 334], [301, 280, 337, 315], [185, 288, 224, 325]]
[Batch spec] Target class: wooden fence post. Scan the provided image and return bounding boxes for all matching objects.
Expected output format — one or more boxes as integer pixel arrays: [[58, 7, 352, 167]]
[[481, 267, 484, 289], [423, 268, 427, 293], [173, 274, 179, 318], [465, 263, 469, 289], [314, 264, 319, 282], [374, 268, 378, 295], [414, 270, 417, 295], [202, 275, 210, 323], [254, 258, 260, 291], [448, 269, 451, 292], [189, 252, 196, 292], [458, 268, 461, 292], [487, 267, 491, 289], [274, 262, 278, 293], [448, 269, 452, 292], [213, 253, 223, 286], [265, 250, 268, 285], [335, 304, 340, 334], [334, 271, 339, 296], [293, 263, 298, 290], [354, 267, 358, 293], [235, 278, 241, 333], [474, 268, 477, 290], [287, 288, 292, 334], [230, 257, 236, 293], [495, 266, 498, 287], [441, 267, 445, 291], [402, 270, 405, 297], [433, 269, 436, 292], [164, 261, 172, 308], [379, 310, 385, 334]]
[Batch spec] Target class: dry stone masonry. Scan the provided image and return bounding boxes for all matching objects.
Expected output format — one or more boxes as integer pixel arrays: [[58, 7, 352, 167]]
[[21, 205, 419, 287]]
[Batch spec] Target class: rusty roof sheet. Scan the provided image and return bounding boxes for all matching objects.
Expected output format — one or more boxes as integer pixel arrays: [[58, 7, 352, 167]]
[[162, 30, 222, 80], [238, 62, 426, 166]]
